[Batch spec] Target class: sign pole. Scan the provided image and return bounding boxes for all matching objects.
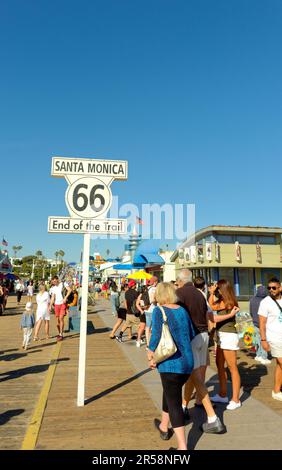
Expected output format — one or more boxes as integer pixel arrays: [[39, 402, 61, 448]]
[[77, 232, 91, 407]]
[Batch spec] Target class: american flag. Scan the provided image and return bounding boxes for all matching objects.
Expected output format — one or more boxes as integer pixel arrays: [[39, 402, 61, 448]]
[[2, 238, 8, 246], [136, 216, 144, 225]]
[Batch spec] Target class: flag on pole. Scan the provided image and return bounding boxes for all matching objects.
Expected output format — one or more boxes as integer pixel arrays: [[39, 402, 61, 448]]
[[136, 216, 144, 225], [2, 237, 8, 246]]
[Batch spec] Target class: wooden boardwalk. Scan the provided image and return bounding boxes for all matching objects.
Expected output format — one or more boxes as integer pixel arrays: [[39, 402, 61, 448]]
[[0, 295, 173, 450], [35, 308, 171, 450], [0, 295, 59, 450]]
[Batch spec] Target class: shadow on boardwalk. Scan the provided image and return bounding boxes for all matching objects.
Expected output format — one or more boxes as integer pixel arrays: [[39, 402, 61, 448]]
[[0, 409, 25, 426], [0, 358, 70, 382], [85, 368, 152, 405]]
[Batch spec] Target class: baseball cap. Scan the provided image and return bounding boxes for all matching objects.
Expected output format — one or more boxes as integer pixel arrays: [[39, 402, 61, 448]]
[[128, 280, 136, 288], [25, 302, 33, 311]]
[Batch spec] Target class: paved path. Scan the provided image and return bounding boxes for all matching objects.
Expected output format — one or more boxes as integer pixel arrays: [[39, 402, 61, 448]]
[[1, 296, 282, 450]]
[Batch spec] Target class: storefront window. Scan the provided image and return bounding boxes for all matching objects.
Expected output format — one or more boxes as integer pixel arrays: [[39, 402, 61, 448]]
[[238, 269, 254, 296], [218, 268, 234, 286]]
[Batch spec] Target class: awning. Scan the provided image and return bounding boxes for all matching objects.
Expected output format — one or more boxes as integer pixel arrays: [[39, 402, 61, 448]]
[[113, 264, 134, 270], [133, 253, 165, 265]]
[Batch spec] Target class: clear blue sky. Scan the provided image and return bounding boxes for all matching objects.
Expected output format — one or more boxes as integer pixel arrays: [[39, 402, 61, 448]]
[[1, 0, 281, 262]]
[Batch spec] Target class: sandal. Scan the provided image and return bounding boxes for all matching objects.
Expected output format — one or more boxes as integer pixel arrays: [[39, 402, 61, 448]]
[[33, 337, 39, 341]]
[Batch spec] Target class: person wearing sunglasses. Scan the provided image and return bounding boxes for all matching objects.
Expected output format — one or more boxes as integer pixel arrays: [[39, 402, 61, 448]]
[[258, 277, 282, 401]]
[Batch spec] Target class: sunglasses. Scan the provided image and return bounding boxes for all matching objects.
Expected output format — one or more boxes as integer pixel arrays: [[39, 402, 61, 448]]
[[267, 286, 280, 291]]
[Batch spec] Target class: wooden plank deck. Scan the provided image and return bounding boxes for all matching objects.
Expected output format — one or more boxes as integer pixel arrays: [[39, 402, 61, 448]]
[[35, 307, 173, 450]]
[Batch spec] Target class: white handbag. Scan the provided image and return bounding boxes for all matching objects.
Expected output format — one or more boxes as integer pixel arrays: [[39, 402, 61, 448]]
[[153, 306, 178, 364]]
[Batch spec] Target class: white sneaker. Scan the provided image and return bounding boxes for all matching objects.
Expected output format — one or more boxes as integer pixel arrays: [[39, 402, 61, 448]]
[[210, 394, 229, 404], [226, 400, 241, 410], [254, 356, 261, 362], [259, 358, 271, 365], [136, 341, 141, 348], [272, 391, 282, 401]]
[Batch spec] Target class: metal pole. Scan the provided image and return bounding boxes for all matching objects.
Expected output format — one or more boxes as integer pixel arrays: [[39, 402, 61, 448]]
[[77, 232, 90, 407]]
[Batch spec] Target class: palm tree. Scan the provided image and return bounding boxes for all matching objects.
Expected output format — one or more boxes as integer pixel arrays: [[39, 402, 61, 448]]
[[55, 251, 60, 267], [58, 250, 65, 269], [12, 246, 17, 258], [12, 245, 23, 259], [35, 250, 43, 259]]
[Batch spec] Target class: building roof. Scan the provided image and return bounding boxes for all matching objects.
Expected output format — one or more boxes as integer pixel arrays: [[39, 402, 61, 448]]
[[170, 225, 282, 262]]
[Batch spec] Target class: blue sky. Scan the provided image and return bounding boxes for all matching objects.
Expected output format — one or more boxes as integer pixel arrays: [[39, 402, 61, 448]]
[[1, 0, 282, 261]]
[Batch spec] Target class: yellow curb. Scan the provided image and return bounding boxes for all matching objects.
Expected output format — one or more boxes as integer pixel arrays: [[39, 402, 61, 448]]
[[21, 341, 62, 450]]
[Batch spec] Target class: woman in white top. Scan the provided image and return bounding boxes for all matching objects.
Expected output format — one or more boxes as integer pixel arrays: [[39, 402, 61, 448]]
[[34, 284, 51, 340], [27, 281, 34, 302]]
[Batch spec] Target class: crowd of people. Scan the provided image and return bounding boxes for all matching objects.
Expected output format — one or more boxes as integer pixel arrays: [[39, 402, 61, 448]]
[[102, 269, 282, 451], [19, 276, 79, 349]]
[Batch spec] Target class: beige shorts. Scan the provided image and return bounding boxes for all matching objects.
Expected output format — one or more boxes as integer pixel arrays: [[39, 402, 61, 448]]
[[124, 314, 140, 328], [191, 332, 210, 369]]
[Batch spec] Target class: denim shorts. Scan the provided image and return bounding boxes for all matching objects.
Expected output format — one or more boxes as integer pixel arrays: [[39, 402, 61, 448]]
[[145, 310, 153, 328]]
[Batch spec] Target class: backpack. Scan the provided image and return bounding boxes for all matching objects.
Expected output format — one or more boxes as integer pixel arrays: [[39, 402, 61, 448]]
[[67, 291, 75, 304], [235, 311, 257, 349], [141, 290, 150, 308]]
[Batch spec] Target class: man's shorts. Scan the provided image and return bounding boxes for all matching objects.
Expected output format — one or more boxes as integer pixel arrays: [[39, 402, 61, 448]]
[[145, 310, 153, 328], [124, 314, 140, 329], [269, 341, 282, 358], [191, 332, 210, 369], [54, 303, 67, 318]]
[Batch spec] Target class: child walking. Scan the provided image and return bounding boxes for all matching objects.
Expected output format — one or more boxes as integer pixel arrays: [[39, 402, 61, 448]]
[[21, 302, 35, 350]]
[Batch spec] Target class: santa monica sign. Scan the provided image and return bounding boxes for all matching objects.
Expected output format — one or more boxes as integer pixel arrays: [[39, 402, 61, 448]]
[[49, 156, 128, 226], [48, 155, 128, 407], [52, 156, 128, 179]]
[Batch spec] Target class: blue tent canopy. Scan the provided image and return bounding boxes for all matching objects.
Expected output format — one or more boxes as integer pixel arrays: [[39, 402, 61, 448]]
[[133, 240, 164, 266]]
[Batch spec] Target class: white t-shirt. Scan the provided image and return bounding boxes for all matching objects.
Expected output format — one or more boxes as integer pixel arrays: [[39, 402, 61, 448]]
[[258, 296, 282, 343], [36, 292, 50, 316], [148, 286, 157, 313], [50, 283, 64, 305]]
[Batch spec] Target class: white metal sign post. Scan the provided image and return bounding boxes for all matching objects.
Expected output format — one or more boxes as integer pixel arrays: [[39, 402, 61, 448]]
[[48, 156, 128, 407]]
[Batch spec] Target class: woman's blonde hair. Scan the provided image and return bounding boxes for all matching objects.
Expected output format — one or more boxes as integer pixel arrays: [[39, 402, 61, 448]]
[[155, 282, 177, 306]]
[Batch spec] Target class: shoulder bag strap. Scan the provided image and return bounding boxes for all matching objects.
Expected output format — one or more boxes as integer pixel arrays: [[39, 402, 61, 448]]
[[159, 305, 168, 322], [270, 296, 282, 313]]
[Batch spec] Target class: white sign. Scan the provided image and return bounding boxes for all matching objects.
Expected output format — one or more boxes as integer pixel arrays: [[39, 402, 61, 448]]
[[48, 217, 127, 234], [65, 176, 112, 219], [190, 245, 196, 263], [52, 156, 128, 179], [206, 242, 212, 261], [184, 247, 190, 263], [48, 156, 128, 408]]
